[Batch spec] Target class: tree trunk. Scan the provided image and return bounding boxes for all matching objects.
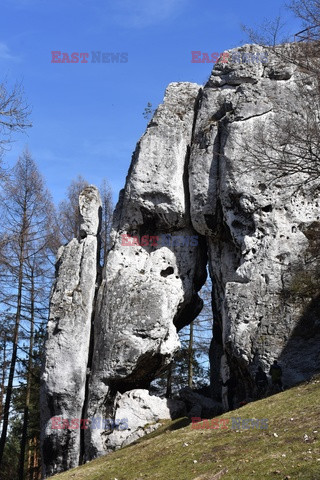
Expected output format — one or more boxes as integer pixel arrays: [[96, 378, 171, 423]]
[[166, 364, 172, 398], [0, 204, 26, 465], [188, 322, 194, 388], [0, 260, 24, 463], [0, 335, 7, 429], [18, 264, 35, 480], [27, 438, 32, 480]]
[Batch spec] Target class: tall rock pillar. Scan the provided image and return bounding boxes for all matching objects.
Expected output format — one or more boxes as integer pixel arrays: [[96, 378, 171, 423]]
[[40, 186, 101, 478]]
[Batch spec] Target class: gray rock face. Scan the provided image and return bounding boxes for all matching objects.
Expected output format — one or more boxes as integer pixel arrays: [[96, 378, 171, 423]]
[[189, 44, 320, 396], [79, 185, 102, 238], [103, 389, 185, 451], [40, 186, 101, 478], [84, 81, 207, 460], [41, 44, 320, 476]]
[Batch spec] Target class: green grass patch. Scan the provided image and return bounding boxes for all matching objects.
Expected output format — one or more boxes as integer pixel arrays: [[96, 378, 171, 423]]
[[52, 377, 320, 480]]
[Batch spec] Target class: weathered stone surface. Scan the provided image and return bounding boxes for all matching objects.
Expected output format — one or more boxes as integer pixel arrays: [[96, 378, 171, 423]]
[[40, 186, 101, 478], [41, 44, 320, 476], [113, 82, 201, 232], [103, 389, 186, 451], [79, 185, 102, 237], [189, 44, 320, 398], [84, 82, 207, 461]]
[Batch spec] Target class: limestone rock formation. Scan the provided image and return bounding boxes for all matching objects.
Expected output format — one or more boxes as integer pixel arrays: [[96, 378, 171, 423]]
[[84, 81, 207, 461], [41, 44, 320, 477], [103, 389, 186, 451], [79, 186, 103, 237], [40, 186, 101, 478], [188, 44, 320, 396]]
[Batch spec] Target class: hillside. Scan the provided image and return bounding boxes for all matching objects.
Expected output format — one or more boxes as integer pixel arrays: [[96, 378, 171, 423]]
[[51, 377, 320, 480]]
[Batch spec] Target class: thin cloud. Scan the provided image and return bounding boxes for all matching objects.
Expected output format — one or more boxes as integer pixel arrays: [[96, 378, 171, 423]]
[[109, 0, 188, 28], [0, 42, 19, 61]]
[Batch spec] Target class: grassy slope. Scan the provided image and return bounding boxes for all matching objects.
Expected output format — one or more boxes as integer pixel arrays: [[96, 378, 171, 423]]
[[52, 378, 320, 480]]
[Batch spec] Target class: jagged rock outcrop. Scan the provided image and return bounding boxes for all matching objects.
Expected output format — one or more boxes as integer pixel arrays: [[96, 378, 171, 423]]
[[84, 82, 208, 461], [40, 186, 101, 478], [41, 44, 320, 477], [188, 44, 320, 396]]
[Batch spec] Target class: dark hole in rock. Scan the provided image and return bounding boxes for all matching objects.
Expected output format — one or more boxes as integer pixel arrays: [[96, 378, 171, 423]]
[[160, 266, 174, 277], [79, 229, 87, 239], [261, 204, 273, 213], [258, 183, 267, 192], [231, 220, 243, 229]]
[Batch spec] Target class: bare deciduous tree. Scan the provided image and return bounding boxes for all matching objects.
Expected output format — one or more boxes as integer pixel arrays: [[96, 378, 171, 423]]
[[0, 81, 32, 160], [289, 0, 320, 29], [58, 175, 89, 243], [99, 178, 113, 266], [0, 148, 55, 469], [241, 16, 289, 47]]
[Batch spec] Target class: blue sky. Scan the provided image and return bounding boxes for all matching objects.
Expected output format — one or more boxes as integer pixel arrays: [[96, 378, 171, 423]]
[[1, 0, 299, 206]]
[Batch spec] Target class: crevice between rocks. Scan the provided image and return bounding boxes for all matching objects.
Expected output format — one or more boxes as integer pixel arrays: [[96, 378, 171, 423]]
[[79, 228, 102, 466]]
